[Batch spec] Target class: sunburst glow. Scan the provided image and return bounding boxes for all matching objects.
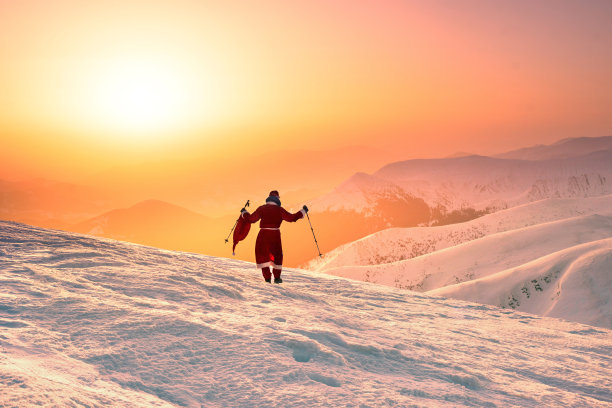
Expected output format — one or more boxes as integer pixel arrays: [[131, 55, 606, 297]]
[[89, 58, 192, 135]]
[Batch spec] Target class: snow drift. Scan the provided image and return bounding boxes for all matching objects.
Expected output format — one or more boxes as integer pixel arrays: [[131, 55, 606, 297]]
[[1, 221, 610, 407]]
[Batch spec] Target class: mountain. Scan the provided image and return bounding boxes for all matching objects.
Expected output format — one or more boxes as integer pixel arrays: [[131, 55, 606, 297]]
[[322, 212, 612, 329], [323, 212, 612, 289], [429, 238, 612, 328], [86, 145, 406, 218], [70, 199, 212, 253], [65, 198, 324, 267], [306, 195, 612, 271], [1, 220, 610, 407], [0, 177, 118, 228], [314, 151, 612, 215], [299, 149, 612, 264], [310, 136, 612, 219], [495, 135, 612, 161]]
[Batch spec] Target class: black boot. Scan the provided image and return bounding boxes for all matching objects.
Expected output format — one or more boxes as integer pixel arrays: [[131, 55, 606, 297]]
[[274, 277, 283, 284], [265, 278, 271, 283]]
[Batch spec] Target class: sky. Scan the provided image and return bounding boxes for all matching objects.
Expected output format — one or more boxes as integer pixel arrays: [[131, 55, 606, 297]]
[[1, 0, 612, 182]]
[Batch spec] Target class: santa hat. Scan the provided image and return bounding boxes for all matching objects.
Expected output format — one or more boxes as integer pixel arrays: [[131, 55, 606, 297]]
[[266, 190, 281, 206]]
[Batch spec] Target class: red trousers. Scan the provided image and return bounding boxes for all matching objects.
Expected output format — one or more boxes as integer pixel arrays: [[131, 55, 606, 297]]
[[255, 229, 283, 270]]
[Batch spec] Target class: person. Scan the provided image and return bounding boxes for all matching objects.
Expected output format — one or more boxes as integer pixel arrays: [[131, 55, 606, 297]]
[[240, 190, 308, 283]]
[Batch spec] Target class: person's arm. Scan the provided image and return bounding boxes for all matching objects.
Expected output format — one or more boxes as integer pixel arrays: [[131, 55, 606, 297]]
[[241, 206, 262, 223], [280, 205, 307, 222]]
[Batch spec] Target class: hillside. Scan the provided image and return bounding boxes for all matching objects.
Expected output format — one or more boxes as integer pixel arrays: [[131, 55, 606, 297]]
[[322, 213, 612, 329], [70, 199, 212, 253], [429, 239, 612, 328], [1, 221, 610, 407], [307, 195, 612, 271], [0, 178, 117, 228]]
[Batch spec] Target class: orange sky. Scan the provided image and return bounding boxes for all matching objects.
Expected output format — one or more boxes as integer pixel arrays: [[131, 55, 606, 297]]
[[1, 0, 612, 183]]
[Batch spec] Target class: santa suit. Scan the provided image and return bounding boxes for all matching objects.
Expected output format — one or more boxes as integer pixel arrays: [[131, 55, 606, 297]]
[[241, 201, 305, 272]]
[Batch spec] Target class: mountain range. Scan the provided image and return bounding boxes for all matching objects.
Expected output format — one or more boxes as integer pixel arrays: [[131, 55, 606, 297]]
[[310, 144, 612, 217], [2, 135, 612, 267]]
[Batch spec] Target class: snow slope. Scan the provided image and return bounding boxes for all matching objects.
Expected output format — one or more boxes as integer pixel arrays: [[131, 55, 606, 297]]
[[322, 213, 612, 328], [308, 195, 612, 272], [429, 239, 612, 329], [1, 221, 611, 407]]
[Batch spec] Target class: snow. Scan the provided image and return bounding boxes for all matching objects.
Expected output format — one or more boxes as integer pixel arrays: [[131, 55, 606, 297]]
[[321, 213, 612, 328], [322, 212, 612, 291], [308, 195, 612, 271], [310, 148, 612, 214], [1, 221, 611, 407], [429, 239, 612, 329]]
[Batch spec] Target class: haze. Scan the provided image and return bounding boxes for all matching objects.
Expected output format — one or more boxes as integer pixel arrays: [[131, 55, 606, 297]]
[[2, 1, 612, 184]]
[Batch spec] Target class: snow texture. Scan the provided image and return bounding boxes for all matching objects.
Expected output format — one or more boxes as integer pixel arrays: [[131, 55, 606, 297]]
[[308, 195, 612, 271], [314, 196, 612, 329], [429, 239, 612, 329], [1, 221, 611, 407]]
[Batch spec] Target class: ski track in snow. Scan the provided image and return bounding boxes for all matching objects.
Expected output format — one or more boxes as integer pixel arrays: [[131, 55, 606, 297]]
[[1, 221, 611, 407]]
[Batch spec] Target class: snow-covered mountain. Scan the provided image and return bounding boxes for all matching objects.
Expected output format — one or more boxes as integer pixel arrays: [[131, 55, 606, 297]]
[[319, 207, 612, 329], [311, 149, 612, 215], [429, 238, 612, 328], [1, 221, 611, 407], [307, 195, 612, 271]]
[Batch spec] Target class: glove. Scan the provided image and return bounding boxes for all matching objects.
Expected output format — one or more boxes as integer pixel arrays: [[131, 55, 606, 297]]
[[240, 207, 247, 213], [302, 205, 309, 213]]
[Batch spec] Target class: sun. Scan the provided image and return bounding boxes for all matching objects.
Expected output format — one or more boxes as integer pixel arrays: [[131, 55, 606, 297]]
[[90, 58, 192, 136]]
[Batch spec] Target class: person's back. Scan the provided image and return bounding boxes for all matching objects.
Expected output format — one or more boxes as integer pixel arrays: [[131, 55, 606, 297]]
[[247, 201, 303, 229], [241, 190, 308, 283]]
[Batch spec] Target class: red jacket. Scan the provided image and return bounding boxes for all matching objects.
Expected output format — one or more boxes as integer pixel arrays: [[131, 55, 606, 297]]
[[242, 202, 305, 228]]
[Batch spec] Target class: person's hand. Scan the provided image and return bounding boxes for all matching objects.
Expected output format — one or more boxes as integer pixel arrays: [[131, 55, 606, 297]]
[[241, 207, 247, 213], [302, 205, 309, 213]]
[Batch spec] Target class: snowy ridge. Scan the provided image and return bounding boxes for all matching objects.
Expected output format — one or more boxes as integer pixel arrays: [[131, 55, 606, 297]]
[[495, 135, 612, 160], [429, 239, 612, 328], [322, 213, 612, 328], [310, 147, 612, 215], [307, 195, 612, 271], [307, 172, 408, 214], [1, 221, 611, 407]]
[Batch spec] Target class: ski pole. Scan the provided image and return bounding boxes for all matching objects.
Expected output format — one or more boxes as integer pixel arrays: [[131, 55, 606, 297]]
[[225, 200, 250, 243], [305, 211, 323, 258]]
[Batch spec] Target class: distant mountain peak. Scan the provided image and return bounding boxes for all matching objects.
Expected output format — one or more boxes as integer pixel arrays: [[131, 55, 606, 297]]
[[495, 135, 612, 161]]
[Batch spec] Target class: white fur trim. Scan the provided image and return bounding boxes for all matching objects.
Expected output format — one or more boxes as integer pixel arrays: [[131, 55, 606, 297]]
[[300, 209, 306, 217]]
